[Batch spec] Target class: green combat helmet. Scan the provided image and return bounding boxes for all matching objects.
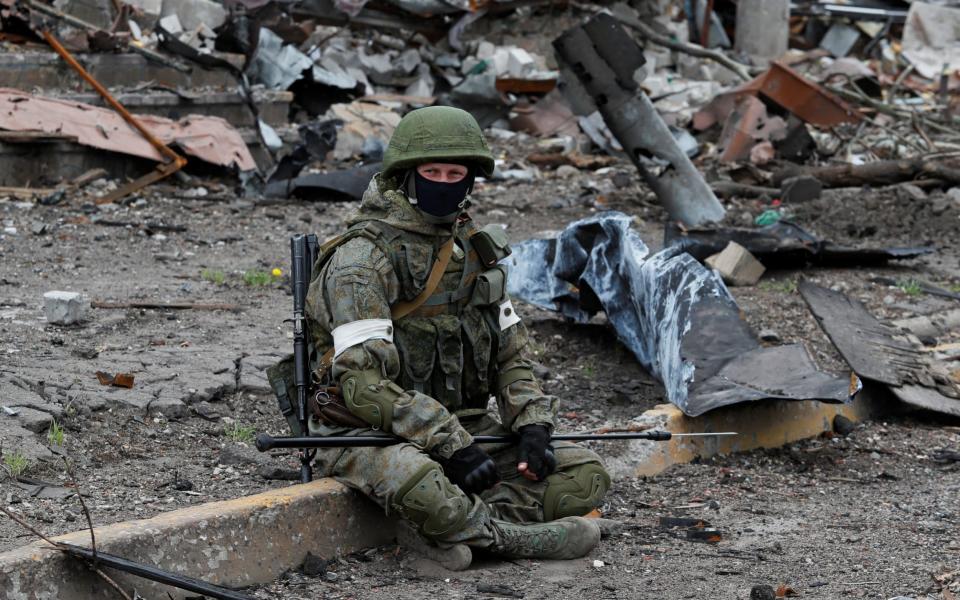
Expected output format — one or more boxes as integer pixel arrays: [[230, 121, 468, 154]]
[[382, 106, 495, 179]]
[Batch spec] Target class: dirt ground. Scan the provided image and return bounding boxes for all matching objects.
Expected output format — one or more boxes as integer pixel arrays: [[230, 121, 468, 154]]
[[1, 136, 959, 599]]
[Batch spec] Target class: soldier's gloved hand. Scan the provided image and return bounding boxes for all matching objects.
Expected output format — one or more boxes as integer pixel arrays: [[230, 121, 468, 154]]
[[441, 445, 500, 495], [517, 424, 556, 482]]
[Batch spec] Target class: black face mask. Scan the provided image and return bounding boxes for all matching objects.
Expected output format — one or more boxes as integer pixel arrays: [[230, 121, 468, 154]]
[[413, 169, 475, 220]]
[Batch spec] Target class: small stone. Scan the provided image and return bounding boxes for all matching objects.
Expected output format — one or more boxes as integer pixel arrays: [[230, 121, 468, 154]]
[[172, 479, 194, 491], [301, 552, 327, 577], [833, 414, 856, 436], [750, 585, 776, 600], [931, 197, 949, 216], [947, 187, 960, 208], [758, 329, 781, 343], [592, 559, 604, 568], [611, 172, 633, 188], [42, 291, 90, 325], [899, 183, 927, 202], [324, 571, 339, 583], [780, 175, 822, 204], [555, 165, 579, 178]]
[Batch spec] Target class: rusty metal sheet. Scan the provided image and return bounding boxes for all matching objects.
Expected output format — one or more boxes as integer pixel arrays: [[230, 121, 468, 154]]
[[494, 78, 557, 94], [0, 88, 257, 171], [717, 95, 787, 163], [694, 61, 859, 130]]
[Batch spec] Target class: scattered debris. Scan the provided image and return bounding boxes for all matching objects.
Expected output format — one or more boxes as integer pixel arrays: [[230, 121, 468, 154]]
[[95, 371, 136, 388], [800, 280, 960, 417], [665, 221, 934, 269], [554, 13, 725, 227], [42, 291, 89, 325], [0, 89, 255, 172], [704, 241, 766, 287]]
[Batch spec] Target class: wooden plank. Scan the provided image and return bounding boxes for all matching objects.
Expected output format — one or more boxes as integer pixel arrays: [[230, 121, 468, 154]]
[[799, 279, 919, 386], [0, 186, 56, 199]]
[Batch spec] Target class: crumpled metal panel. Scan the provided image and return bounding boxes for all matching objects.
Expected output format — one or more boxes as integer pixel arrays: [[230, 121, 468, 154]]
[[0, 88, 256, 171], [506, 212, 854, 416], [246, 28, 313, 90], [553, 14, 726, 227]]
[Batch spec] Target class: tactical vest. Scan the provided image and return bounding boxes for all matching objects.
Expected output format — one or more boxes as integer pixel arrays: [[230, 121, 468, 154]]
[[310, 216, 515, 414]]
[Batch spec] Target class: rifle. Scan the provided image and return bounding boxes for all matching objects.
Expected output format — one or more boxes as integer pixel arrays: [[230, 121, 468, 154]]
[[289, 233, 320, 483], [256, 431, 736, 451]]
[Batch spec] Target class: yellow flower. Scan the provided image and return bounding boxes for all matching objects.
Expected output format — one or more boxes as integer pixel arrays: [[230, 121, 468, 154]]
[[271, 268, 282, 277]]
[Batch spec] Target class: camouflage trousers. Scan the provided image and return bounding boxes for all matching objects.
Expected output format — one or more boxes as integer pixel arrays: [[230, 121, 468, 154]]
[[310, 412, 607, 548]]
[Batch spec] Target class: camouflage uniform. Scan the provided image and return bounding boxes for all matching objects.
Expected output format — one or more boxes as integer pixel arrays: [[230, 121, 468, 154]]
[[302, 107, 610, 552]]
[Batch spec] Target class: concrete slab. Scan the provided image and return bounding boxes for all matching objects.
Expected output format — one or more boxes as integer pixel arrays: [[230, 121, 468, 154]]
[[49, 89, 293, 129], [0, 479, 393, 600], [603, 381, 893, 478], [0, 52, 240, 91]]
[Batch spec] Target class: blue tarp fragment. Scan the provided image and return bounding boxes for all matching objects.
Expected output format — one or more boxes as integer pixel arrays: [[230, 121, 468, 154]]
[[506, 212, 854, 417]]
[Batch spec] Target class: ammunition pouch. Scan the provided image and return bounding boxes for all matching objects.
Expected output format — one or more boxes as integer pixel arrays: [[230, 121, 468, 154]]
[[470, 265, 507, 307], [266, 354, 304, 436], [470, 224, 512, 268]]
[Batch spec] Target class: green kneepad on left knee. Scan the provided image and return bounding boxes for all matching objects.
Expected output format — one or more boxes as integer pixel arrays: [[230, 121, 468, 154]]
[[542, 463, 611, 521], [393, 464, 470, 540]]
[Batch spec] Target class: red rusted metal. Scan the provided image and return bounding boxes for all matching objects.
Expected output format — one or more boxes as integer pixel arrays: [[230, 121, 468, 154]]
[[42, 30, 187, 201]]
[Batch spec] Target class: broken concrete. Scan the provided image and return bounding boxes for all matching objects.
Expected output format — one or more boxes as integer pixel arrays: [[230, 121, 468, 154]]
[[0, 52, 239, 90], [42, 291, 89, 325], [705, 241, 766, 286], [0, 480, 393, 600], [734, 0, 789, 65], [159, 0, 227, 31], [51, 89, 292, 129]]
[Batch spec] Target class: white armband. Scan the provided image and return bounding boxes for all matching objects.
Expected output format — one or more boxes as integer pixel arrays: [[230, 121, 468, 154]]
[[332, 319, 394, 357], [498, 299, 522, 331]]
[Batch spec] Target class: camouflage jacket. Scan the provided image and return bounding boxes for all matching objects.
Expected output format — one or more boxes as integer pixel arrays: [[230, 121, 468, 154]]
[[305, 174, 557, 458]]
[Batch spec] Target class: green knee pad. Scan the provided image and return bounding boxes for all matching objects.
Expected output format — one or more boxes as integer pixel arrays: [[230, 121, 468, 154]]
[[394, 465, 470, 540], [542, 463, 611, 521]]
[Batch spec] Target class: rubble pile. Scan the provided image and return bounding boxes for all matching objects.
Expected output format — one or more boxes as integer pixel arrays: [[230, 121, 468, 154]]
[[0, 0, 957, 411]]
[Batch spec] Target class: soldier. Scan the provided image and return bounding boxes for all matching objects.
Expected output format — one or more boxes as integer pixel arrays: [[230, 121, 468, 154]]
[[303, 106, 611, 569]]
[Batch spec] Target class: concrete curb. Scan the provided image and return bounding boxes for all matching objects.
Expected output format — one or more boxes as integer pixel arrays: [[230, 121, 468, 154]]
[[0, 479, 392, 600], [604, 381, 893, 478], [0, 386, 894, 599]]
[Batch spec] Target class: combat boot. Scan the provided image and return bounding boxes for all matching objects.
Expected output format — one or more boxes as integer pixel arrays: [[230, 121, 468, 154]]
[[490, 517, 601, 560], [396, 519, 473, 571]]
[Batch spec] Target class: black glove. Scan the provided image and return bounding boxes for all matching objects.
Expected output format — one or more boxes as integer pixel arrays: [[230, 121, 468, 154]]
[[440, 444, 500, 495], [518, 424, 557, 481]]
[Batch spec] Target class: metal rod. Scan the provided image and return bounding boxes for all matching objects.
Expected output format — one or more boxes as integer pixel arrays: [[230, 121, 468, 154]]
[[57, 543, 254, 600], [256, 431, 738, 451]]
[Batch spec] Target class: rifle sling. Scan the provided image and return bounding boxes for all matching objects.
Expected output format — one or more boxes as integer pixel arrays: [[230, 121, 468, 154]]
[[316, 237, 456, 376]]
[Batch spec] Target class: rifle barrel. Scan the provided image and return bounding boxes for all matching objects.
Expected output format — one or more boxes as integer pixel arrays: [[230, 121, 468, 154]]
[[256, 431, 737, 451], [58, 543, 253, 600]]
